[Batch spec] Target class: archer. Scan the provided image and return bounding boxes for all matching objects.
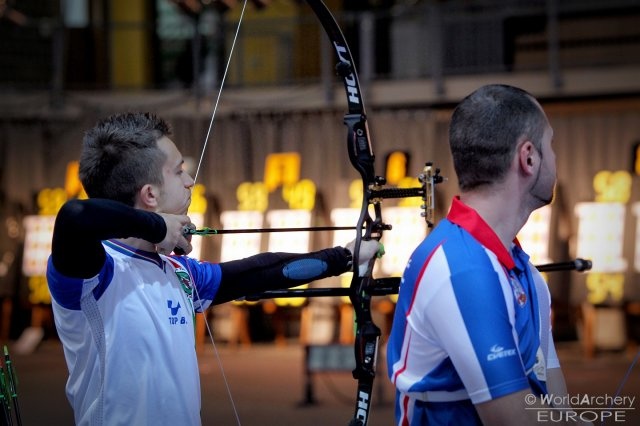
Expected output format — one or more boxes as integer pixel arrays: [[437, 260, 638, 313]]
[[46, 112, 381, 425]]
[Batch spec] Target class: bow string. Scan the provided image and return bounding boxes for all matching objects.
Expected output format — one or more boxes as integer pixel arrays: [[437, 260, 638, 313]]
[[188, 1, 250, 425]]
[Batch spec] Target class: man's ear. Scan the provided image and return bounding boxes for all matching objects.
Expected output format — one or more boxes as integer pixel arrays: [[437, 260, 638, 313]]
[[518, 140, 536, 175], [138, 183, 160, 209]]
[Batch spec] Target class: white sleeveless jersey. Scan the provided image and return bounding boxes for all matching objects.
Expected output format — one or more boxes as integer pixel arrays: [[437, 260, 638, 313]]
[[47, 240, 221, 426]]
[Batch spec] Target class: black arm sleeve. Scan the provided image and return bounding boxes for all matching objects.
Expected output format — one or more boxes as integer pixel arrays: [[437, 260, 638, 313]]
[[213, 247, 352, 304], [51, 198, 167, 278]]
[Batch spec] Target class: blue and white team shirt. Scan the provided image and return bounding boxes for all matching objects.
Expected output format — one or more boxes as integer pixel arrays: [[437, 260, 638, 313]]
[[387, 197, 560, 425], [47, 239, 222, 426]]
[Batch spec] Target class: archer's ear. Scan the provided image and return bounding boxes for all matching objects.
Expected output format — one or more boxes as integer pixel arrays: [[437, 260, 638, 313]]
[[517, 140, 536, 175], [138, 183, 160, 209]]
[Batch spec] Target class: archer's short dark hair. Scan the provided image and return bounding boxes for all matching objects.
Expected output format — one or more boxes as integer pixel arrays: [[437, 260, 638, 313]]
[[79, 112, 171, 206], [449, 84, 547, 191]]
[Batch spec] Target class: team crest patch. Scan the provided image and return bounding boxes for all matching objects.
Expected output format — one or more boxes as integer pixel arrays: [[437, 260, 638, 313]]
[[167, 258, 193, 296], [509, 275, 527, 307]]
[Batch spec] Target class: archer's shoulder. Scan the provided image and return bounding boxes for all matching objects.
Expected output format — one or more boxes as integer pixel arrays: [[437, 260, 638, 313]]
[[167, 255, 219, 274]]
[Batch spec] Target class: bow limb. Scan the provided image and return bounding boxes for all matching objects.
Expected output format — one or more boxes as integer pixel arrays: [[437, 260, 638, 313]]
[[304, 2, 383, 425]]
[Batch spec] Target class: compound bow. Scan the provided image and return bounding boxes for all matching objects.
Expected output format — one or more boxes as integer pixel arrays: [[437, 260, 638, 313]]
[[306, 3, 408, 424], [284, 2, 434, 424], [187, 1, 439, 424]]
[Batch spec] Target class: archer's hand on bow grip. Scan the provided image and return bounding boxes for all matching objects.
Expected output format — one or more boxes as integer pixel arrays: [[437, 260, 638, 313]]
[[156, 213, 193, 256], [345, 239, 385, 276]]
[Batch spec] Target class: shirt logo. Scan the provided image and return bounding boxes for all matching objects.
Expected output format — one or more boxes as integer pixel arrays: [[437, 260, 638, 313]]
[[167, 299, 187, 325], [509, 275, 527, 307], [533, 347, 547, 381], [166, 258, 193, 296], [165, 258, 195, 327], [487, 344, 517, 361], [167, 300, 181, 315]]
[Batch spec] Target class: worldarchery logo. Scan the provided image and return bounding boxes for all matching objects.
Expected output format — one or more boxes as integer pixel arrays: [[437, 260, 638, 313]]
[[525, 393, 636, 423], [539, 393, 636, 408]]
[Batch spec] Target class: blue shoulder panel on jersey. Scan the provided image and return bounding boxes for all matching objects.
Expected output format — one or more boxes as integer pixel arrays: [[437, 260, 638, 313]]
[[444, 231, 529, 399], [172, 256, 222, 308], [46, 254, 115, 310]]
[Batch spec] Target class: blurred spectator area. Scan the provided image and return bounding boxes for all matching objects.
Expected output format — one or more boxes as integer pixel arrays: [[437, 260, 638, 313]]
[[0, 0, 639, 94]]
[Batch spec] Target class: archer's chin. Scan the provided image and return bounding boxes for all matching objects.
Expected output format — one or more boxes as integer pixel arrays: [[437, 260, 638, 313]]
[[181, 199, 192, 215]]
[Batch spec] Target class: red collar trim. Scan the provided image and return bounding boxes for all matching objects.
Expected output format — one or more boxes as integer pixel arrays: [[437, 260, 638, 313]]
[[446, 196, 516, 270]]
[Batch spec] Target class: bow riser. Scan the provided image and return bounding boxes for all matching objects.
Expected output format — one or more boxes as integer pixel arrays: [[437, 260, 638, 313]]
[[346, 115, 376, 193]]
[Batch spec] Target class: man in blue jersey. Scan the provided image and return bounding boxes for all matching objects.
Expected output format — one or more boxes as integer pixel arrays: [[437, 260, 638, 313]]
[[387, 85, 584, 425], [46, 112, 381, 426]]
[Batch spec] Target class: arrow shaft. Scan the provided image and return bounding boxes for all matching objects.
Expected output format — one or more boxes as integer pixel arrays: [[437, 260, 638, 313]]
[[187, 225, 359, 235]]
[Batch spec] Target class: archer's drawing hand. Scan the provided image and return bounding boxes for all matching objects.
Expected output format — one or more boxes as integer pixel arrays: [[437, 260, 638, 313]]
[[157, 213, 193, 256], [345, 239, 385, 275]]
